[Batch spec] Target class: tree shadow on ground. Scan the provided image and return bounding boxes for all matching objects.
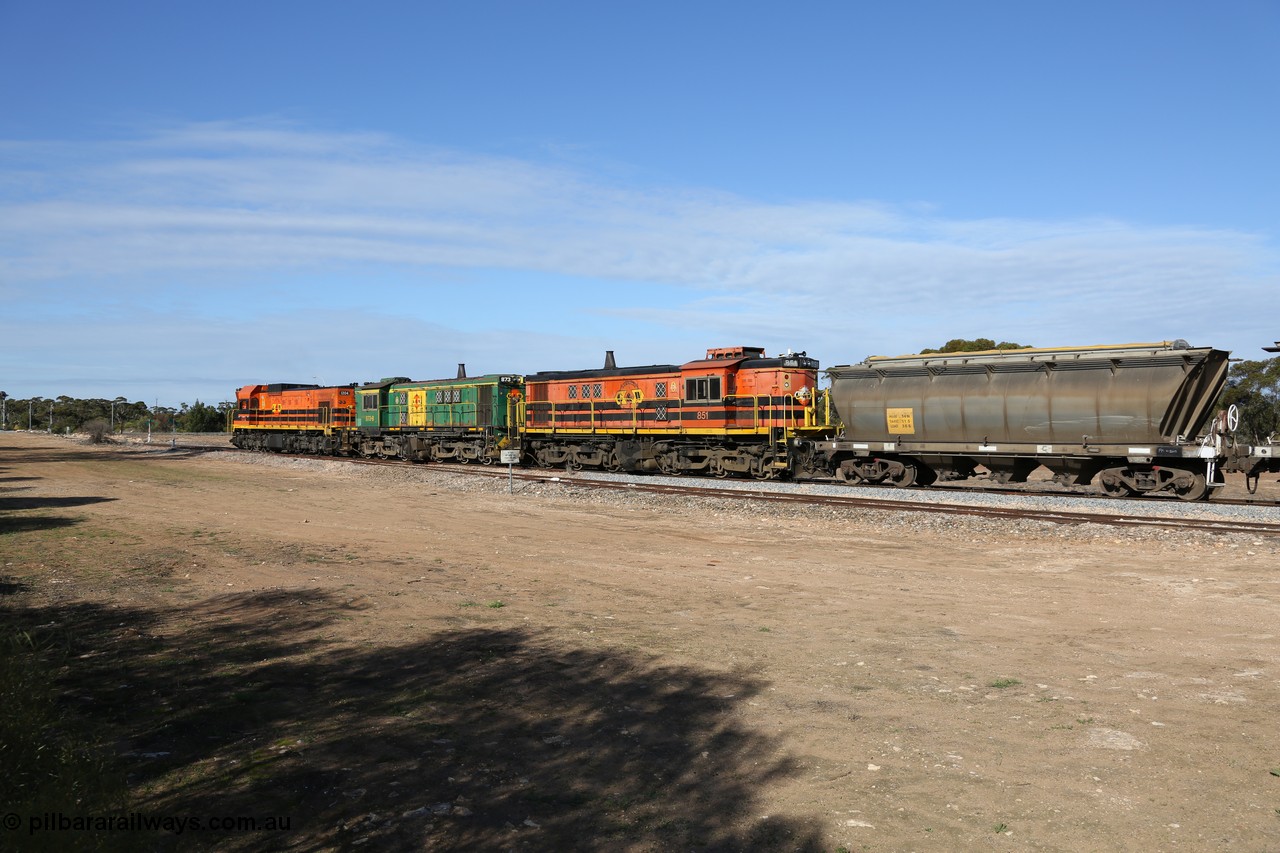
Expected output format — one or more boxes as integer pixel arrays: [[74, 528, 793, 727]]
[[0, 515, 83, 535], [0, 444, 217, 466], [0, 496, 117, 512], [6, 589, 824, 852], [0, 576, 30, 595], [0, 495, 116, 535], [0, 445, 136, 465]]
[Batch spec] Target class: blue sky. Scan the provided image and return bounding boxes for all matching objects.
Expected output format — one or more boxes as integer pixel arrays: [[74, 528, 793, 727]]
[[2, 1, 1277, 405]]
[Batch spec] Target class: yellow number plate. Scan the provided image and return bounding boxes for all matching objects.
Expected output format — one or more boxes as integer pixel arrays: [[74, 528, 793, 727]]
[[885, 407, 915, 434]]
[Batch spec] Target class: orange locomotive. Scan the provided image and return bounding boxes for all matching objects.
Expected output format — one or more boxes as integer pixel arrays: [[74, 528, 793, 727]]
[[230, 383, 357, 453], [520, 346, 823, 478]]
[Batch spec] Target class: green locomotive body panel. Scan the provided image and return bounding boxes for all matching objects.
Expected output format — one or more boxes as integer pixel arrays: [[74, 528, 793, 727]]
[[358, 374, 523, 436]]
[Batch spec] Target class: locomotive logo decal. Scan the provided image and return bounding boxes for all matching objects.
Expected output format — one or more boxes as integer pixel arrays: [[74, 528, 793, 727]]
[[615, 381, 643, 408]]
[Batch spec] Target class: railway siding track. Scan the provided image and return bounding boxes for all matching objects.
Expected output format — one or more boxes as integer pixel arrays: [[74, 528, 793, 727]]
[[295, 452, 1280, 538]]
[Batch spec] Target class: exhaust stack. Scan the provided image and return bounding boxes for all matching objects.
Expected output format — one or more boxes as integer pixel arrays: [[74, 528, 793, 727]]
[[604, 351, 616, 369], [457, 363, 467, 379]]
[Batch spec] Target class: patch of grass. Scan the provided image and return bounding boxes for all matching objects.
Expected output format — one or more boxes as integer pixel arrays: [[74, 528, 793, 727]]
[[1077, 716, 1096, 725], [994, 822, 1009, 833], [989, 678, 1021, 689], [487, 600, 506, 609], [1, 629, 129, 848], [758, 627, 771, 633]]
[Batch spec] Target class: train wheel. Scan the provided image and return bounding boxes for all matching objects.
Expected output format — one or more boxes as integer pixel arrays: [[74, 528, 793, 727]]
[[1098, 469, 1132, 497], [1173, 473, 1209, 502], [604, 450, 622, 473], [886, 463, 917, 488], [834, 463, 862, 485]]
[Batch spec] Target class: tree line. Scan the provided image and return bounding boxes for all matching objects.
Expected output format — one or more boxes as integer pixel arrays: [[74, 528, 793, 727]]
[[1219, 357, 1280, 443], [0, 395, 232, 434]]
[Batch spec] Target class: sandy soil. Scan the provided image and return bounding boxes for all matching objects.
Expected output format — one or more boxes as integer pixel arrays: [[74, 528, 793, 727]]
[[3, 430, 1280, 851]]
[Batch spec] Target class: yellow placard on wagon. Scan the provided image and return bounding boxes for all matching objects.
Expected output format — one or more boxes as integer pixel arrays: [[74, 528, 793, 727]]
[[885, 407, 915, 434]]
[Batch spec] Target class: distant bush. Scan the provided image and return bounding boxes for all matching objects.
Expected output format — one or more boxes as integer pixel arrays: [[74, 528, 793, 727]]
[[81, 419, 110, 444], [920, 338, 1031, 354]]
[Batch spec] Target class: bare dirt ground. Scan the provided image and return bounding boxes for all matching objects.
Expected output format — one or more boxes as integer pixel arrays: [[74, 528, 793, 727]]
[[3, 430, 1280, 852]]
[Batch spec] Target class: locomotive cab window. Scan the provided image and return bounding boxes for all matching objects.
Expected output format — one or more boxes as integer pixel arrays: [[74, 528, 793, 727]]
[[684, 377, 722, 402]]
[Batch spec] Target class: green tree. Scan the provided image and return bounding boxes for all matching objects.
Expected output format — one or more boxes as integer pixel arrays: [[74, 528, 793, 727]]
[[920, 338, 1031, 354], [1220, 357, 1280, 442], [177, 400, 229, 432]]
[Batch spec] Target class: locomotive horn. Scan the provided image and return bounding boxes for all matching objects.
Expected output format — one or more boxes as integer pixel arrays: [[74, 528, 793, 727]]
[[604, 350, 616, 369], [457, 363, 467, 378]]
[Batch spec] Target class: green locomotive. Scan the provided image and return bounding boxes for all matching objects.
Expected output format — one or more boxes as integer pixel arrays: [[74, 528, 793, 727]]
[[350, 368, 523, 463]]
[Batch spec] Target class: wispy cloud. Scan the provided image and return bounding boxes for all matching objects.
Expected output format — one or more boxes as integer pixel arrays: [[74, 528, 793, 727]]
[[1, 119, 1275, 401]]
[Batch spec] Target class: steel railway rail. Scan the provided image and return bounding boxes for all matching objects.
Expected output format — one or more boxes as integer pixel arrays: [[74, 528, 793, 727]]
[[240, 449, 1280, 538], [196, 436, 1280, 511]]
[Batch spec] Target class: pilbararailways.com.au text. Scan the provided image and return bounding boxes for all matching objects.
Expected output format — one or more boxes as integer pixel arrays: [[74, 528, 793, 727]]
[[5, 811, 293, 836]]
